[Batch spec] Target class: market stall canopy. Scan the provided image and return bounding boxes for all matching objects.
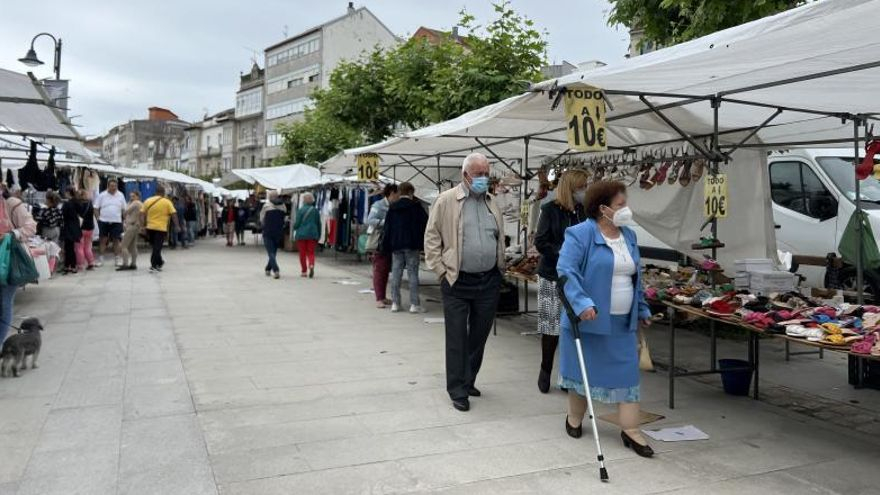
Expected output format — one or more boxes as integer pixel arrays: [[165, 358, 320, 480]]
[[338, 0, 880, 169], [231, 164, 321, 192], [0, 69, 91, 159]]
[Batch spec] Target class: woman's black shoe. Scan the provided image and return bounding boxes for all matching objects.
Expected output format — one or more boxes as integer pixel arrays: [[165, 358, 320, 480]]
[[538, 369, 551, 394], [621, 431, 654, 458], [565, 416, 582, 439]]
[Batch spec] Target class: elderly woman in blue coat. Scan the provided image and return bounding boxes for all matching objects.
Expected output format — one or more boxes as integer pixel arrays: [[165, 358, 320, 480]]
[[556, 180, 655, 458]]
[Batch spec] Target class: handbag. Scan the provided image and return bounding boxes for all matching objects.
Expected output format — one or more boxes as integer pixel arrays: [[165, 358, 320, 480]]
[[140, 198, 158, 241], [0, 235, 11, 284], [365, 225, 383, 252], [8, 239, 38, 286], [839, 210, 880, 270], [638, 328, 655, 372]]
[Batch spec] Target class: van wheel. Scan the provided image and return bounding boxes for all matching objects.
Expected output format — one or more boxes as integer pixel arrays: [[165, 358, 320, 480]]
[[839, 267, 879, 302]]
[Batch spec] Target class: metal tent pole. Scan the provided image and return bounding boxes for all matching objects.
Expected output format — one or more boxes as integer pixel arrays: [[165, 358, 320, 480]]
[[522, 137, 530, 313], [854, 117, 864, 305]]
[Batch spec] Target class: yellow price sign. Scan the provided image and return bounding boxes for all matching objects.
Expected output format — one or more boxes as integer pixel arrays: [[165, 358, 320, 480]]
[[704, 173, 728, 218], [563, 86, 607, 152], [356, 154, 379, 181]]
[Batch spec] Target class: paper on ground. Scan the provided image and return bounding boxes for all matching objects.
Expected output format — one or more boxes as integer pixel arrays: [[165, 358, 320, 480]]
[[642, 425, 708, 442], [334, 280, 361, 285], [424, 317, 445, 324], [357, 289, 375, 294]]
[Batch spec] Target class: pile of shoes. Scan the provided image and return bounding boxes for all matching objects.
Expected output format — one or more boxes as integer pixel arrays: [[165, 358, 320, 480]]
[[509, 255, 539, 277]]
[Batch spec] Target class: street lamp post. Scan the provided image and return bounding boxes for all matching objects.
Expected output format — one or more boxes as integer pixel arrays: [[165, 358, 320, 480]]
[[18, 32, 62, 80]]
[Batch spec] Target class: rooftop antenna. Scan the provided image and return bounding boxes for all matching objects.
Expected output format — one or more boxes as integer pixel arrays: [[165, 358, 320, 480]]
[[282, 24, 288, 38]]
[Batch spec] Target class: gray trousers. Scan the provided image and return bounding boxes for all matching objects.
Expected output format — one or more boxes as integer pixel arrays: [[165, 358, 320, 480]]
[[391, 249, 421, 307], [120, 225, 139, 267]]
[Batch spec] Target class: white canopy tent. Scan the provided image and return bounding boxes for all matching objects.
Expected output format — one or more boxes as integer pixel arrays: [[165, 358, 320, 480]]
[[0, 69, 91, 160], [231, 164, 321, 193], [326, 0, 880, 273]]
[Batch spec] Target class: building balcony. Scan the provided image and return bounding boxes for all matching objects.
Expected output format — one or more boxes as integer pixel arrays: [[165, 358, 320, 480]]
[[237, 136, 260, 150], [201, 145, 222, 157]]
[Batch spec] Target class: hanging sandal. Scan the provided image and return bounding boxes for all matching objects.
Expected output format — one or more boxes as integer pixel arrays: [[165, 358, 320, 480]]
[[639, 164, 656, 190], [691, 159, 706, 183], [668, 159, 684, 185], [679, 159, 693, 187], [652, 161, 672, 186]]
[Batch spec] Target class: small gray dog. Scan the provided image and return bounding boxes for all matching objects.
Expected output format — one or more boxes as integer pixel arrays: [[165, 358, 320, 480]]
[[0, 317, 43, 377]]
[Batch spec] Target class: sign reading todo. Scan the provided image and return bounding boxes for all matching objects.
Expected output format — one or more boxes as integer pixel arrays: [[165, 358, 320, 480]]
[[356, 154, 379, 181], [704, 173, 728, 218], [563, 86, 607, 152]]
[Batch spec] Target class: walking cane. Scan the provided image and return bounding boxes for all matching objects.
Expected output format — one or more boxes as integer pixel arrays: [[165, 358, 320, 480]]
[[557, 275, 609, 482]]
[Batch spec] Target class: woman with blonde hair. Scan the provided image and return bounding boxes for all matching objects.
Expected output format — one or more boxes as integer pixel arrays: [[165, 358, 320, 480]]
[[534, 168, 589, 393]]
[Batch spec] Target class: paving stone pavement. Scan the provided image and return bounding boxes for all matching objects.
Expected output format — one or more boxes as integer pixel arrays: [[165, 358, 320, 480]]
[[0, 238, 877, 494]]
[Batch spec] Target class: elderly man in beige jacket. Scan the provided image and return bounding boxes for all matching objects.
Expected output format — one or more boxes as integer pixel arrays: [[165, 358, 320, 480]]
[[424, 152, 506, 412]]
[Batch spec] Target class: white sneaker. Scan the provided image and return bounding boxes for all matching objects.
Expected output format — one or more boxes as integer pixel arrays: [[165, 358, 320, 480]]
[[115, 256, 122, 267], [409, 305, 427, 314], [390, 303, 400, 313]]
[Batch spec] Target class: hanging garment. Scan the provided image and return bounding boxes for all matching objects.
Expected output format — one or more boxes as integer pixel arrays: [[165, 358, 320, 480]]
[[18, 140, 41, 190], [6, 169, 14, 189], [42, 147, 58, 191]]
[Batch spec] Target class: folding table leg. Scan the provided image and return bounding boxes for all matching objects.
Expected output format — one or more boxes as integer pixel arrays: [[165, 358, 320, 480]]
[[668, 306, 676, 410]]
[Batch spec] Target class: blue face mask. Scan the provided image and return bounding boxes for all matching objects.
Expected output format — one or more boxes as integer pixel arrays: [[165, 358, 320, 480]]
[[470, 176, 489, 194]]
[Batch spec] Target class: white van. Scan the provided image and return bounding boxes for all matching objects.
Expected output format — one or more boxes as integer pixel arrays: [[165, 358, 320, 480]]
[[637, 149, 880, 295]]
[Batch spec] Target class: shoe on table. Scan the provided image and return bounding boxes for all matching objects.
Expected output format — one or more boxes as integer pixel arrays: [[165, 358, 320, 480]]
[[390, 303, 400, 313], [452, 398, 470, 412], [409, 305, 427, 314], [467, 386, 481, 397]]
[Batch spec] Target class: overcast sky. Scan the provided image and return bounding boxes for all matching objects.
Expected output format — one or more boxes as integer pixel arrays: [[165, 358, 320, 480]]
[[0, 1, 629, 137]]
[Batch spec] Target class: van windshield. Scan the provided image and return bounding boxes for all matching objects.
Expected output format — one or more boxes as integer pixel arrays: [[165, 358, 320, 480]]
[[816, 156, 880, 203]]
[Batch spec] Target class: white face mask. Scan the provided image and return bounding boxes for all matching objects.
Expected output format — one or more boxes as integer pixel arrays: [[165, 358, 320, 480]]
[[603, 205, 635, 227]]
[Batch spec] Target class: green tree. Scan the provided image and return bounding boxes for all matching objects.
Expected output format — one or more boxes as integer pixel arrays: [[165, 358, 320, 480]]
[[274, 1, 548, 166], [608, 0, 805, 48], [273, 108, 363, 166]]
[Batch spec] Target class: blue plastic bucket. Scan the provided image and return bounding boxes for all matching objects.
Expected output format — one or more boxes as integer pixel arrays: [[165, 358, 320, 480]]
[[718, 359, 752, 396]]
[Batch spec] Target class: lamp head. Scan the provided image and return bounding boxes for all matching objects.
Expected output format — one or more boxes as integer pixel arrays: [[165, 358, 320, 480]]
[[18, 48, 43, 68]]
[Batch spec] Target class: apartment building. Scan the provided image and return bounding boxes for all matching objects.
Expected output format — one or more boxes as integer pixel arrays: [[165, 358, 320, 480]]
[[99, 107, 188, 170], [234, 62, 265, 169], [262, 3, 398, 162]]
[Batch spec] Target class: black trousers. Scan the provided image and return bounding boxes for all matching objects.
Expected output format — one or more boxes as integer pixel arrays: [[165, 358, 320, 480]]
[[63, 238, 77, 269], [442, 269, 502, 400], [147, 229, 166, 269]]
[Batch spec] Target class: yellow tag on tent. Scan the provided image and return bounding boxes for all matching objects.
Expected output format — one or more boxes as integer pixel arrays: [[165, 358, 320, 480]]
[[563, 86, 607, 152], [704, 174, 728, 218], [356, 154, 379, 181]]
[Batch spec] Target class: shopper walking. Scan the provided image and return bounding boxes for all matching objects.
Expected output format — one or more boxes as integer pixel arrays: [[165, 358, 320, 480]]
[[38, 192, 63, 244], [74, 189, 97, 271], [534, 169, 589, 393], [117, 191, 143, 271], [60, 187, 82, 275], [221, 198, 236, 247], [366, 184, 399, 308], [424, 153, 505, 412], [0, 183, 36, 344], [383, 182, 428, 314], [556, 180, 654, 457], [185, 196, 198, 246], [260, 191, 287, 279], [292, 192, 321, 278], [141, 185, 178, 273], [235, 199, 249, 246], [93, 179, 126, 266]]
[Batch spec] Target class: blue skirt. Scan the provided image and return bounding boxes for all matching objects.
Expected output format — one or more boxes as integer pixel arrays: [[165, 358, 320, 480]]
[[558, 314, 640, 403]]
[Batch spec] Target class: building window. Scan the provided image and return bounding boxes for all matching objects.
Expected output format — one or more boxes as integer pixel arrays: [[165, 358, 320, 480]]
[[235, 89, 262, 118], [251, 156, 256, 168], [266, 98, 311, 120], [241, 156, 246, 168], [267, 65, 321, 94], [266, 132, 281, 147], [267, 36, 321, 67]]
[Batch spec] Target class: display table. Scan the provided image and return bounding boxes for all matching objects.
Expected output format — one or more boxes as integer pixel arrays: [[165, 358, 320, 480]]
[[661, 301, 880, 409], [503, 270, 538, 315]]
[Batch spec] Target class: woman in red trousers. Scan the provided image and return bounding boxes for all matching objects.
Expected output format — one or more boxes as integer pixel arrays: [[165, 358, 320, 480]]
[[292, 192, 321, 278]]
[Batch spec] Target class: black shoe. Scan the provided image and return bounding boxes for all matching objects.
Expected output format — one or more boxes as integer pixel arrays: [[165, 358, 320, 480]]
[[621, 431, 654, 458], [467, 387, 481, 397], [265, 270, 271, 277], [130, 265, 137, 271], [565, 416, 583, 439], [273, 272, 280, 279], [538, 369, 551, 394], [308, 266, 314, 278], [452, 398, 470, 412], [115, 266, 129, 272]]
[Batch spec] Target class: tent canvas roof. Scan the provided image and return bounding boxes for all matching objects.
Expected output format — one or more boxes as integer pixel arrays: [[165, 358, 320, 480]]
[[231, 164, 321, 192]]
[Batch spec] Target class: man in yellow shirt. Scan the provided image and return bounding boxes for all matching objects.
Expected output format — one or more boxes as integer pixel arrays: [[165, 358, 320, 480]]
[[141, 185, 179, 272]]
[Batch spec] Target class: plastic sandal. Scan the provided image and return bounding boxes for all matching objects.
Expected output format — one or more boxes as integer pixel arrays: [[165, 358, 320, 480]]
[[679, 160, 693, 187], [668, 160, 684, 185], [652, 161, 672, 186], [691, 159, 706, 182], [639, 164, 656, 190]]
